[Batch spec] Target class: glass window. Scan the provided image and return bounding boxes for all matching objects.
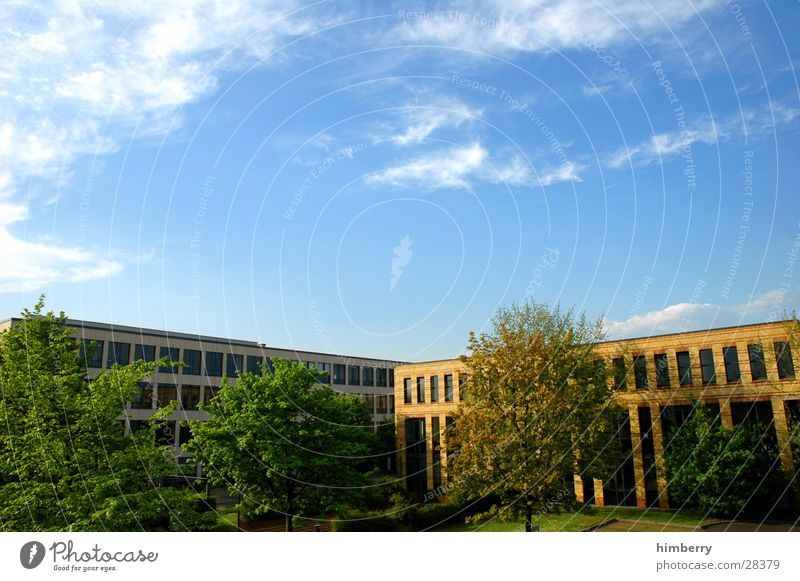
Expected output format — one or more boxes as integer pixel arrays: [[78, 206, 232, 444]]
[[246, 355, 262, 375], [430, 375, 439, 402], [156, 384, 178, 408], [107, 341, 130, 367], [226, 353, 243, 377], [205, 351, 223, 377], [389, 368, 395, 388], [593, 359, 607, 389], [159, 346, 180, 373], [388, 394, 395, 414], [748, 344, 767, 380], [131, 382, 153, 409], [775, 342, 795, 379], [376, 368, 387, 387], [612, 357, 627, 391], [80, 339, 104, 368], [699, 349, 716, 385], [404, 378, 412, 404], [416, 377, 425, 403], [444, 374, 454, 401], [376, 395, 388, 414], [633, 355, 648, 389], [178, 424, 193, 446], [134, 344, 156, 363], [723, 346, 741, 383], [333, 363, 346, 385], [183, 349, 200, 375], [181, 385, 200, 410], [349, 365, 361, 386], [676, 351, 693, 386], [265, 357, 275, 376], [316, 362, 331, 383], [363, 367, 374, 386], [363, 394, 375, 413], [459, 374, 467, 400], [654, 353, 670, 388], [203, 385, 219, 406]]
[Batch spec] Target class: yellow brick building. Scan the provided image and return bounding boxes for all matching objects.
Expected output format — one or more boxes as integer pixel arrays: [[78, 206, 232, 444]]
[[394, 321, 800, 509]]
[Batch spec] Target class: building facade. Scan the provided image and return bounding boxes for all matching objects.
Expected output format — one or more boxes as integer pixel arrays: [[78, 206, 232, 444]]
[[394, 321, 800, 509], [0, 317, 402, 464]]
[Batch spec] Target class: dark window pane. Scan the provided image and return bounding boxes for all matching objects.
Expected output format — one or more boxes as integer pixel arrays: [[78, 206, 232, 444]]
[[333, 363, 346, 385], [155, 421, 176, 446], [748, 344, 767, 380], [388, 394, 395, 414], [593, 359, 607, 389], [178, 424, 193, 446], [246, 355, 262, 375], [676, 351, 693, 386], [416, 377, 425, 403], [134, 344, 156, 363], [444, 374, 454, 401], [181, 385, 200, 411], [376, 368, 387, 387], [160, 346, 180, 373], [376, 395, 388, 414], [203, 385, 219, 406], [363, 367, 374, 386], [723, 346, 741, 383], [205, 351, 223, 377], [265, 357, 275, 375], [699, 349, 716, 385], [430, 375, 439, 402], [654, 353, 670, 388], [633, 355, 648, 389], [349, 365, 360, 386], [80, 339, 104, 368], [389, 368, 395, 388], [774, 342, 795, 379], [131, 382, 153, 409], [107, 341, 130, 367], [316, 362, 331, 383], [404, 378, 412, 404], [612, 357, 627, 391], [226, 353, 243, 377], [459, 375, 467, 400], [156, 384, 178, 408]]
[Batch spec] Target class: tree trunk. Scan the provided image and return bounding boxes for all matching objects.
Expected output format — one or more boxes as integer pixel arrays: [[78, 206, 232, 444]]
[[525, 504, 533, 532], [285, 478, 294, 532]]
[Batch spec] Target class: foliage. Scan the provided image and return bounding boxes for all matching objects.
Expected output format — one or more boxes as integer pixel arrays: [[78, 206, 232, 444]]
[[446, 301, 622, 530], [185, 358, 377, 531], [0, 298, 216, 531], [663, 403, 792, 518]]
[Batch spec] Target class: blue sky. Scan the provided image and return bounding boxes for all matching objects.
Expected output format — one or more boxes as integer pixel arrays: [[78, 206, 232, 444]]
[[1, 1, 798, 360]]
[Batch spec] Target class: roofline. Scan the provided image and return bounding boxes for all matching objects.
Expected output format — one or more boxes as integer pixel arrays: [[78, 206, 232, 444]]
[[599, 319, 792, 345]]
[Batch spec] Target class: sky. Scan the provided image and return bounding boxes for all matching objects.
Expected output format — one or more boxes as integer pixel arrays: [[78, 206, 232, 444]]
[[0, 0, 798, 361]]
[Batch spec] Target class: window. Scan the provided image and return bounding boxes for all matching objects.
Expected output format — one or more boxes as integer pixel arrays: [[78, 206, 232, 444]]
[[316, 362, 331, 383], [205, 351, 223, 377], [404, 378, 412, 404], [633, 355, 649, 389], [445, 417, 458, 458], [389, 368, 395, 387], [107, 341, 130, 367], [183, 349, 200, 375], [80, 339, 104, 368], [158, 346, 179, 373], [459, 374, 467, 400], [748, 344, 767, 380], [226, 353, 243, 377], [178, 424, 193, 446], [155, 422, 176, 446], [156, 384, 178, 408], [388, 394, 395, 414], [363, 367, 374, 386], [376, 395, 388, 414], [654, 353, 670, 388], [363, 394, 375, 413], [723, 346, 741, 383], [699, 349, 716, 385], [416, 377, 425, 403], [265, 357, 275, 375], [246, 355, 263, 375], [134, 344, 156, 363], [612, 357, 627, 391], [593, 359, 607, 388], [203, 385, 219, 406], [430, 375, 439, 402], [775, 342, 795, 379], [349, 365, 361, 386], [376, 368, 388, 387], [333, 364, 346, 385], [444, 374, 454, 401], [131, 382, 153, 409], [676, 351, 693, 386], [181, 385, 200, 410]]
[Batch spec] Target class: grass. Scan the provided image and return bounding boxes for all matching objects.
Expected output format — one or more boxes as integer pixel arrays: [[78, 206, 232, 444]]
[[213, 511, 239, 531], [431, 505, 717, 532]]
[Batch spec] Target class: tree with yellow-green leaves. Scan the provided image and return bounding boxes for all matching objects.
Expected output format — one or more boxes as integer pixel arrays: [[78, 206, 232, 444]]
[[446, 301, 622, 531]]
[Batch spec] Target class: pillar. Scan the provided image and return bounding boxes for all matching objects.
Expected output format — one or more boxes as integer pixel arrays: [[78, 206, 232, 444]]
[[650, 404, 670, 509], [771, 397, 796, 474], [628, 405, 647, 508]]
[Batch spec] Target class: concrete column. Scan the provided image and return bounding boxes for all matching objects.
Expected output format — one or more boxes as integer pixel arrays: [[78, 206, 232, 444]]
[[650, 404, 670, 509], [628, 405, 647, 508], [593, 479, 605, 507], [397, 418, 406, 479], [719, 398, 734, 429], [573, 474, 584, 504], [771, 397, 796, 474], [425, 415, 434, 490]]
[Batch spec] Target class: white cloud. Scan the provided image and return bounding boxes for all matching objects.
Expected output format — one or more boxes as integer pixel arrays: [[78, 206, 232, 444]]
[[608, 126, 718, 168], [382, 99, 483, 146], [536, 160, 585, 186], [367, 142, 489, 189], [0, 0, 322, 293], [608, 289, 800, 338], [393, 0, 725, 54]]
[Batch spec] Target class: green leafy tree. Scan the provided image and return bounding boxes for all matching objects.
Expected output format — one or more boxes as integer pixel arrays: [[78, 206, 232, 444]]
[[447, 301, 621, 531], [0, 299, 216, 531], [664, 403, 791, 518], [185, 358, 377, 531]]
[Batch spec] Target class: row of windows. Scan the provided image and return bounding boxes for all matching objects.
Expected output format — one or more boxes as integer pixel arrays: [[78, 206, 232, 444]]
[[359, 393, 396, 414], [402, 374, 467, 404], [606, 341, 795, 391], [78, 339, 395, 386]]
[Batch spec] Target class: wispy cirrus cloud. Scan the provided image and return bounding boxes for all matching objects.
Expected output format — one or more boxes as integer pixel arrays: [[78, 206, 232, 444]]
[[379, 98, 484, 146], [0, 0, 325, 293]]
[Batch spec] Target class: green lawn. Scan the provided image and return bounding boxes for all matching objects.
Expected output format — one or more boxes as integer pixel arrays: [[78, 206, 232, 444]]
[[213, 512, 239, 531], [432, 505, 717, 532]]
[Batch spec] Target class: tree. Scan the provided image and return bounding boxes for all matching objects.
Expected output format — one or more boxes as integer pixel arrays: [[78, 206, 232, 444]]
[[0, 298, 217, 531], [185, 358, 377, 531], [446, 301, 621, 531], [663, 403, 792, 518]]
